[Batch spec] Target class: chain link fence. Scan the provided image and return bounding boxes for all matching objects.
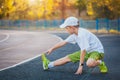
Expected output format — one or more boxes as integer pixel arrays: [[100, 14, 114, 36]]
[[0, 19, 120, 32]]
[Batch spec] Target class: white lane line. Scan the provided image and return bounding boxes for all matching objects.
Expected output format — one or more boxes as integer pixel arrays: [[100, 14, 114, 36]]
[[52, 35, 63, 42], [0, 33, 10, 43], [0, 34, 62, 72]]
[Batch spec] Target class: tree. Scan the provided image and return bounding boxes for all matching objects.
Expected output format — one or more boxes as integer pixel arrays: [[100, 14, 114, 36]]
[[0, 0, 55, 20], [0, 0, 15, 19], [91, 0, 120, 19], [75, 0, 120, 19], [75, 0, 86, 17]]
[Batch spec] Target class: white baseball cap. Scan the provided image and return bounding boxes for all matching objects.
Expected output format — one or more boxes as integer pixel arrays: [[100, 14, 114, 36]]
[[60, 17, 79, 28]]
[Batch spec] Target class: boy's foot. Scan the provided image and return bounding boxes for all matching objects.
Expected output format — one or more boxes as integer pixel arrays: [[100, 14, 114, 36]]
[[98, 61, 108, 73], [41, 54, 50, 70]]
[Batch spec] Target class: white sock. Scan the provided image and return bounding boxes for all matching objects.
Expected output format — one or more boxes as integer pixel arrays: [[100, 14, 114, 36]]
[[48, 62, 54, 68], [99, 60, 102, 65]]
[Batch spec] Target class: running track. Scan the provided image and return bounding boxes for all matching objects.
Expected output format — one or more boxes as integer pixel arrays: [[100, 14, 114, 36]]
[[0, 30, 120, 80]]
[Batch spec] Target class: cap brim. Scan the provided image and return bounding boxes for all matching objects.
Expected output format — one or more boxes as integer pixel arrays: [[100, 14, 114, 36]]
[[60, 24, 67, 28]]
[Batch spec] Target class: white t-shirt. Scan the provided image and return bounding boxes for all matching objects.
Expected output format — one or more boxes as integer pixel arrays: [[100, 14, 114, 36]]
[[65, 28, 104, 53]]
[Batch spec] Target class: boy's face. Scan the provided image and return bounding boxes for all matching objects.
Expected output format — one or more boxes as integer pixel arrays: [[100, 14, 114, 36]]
[[65, 26, 75, 34]]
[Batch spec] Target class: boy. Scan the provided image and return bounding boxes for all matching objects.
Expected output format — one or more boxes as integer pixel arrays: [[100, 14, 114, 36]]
[[41, 17, 108, 75]]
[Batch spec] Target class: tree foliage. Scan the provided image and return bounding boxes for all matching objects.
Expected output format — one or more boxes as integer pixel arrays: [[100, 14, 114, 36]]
[[75, 0, 120, 19], [75, 0, 86, 16], [0, 0, 15, 19], [0, 0, 55, 20], [92, 0, 120, 19], [0, 0, 120, 20]]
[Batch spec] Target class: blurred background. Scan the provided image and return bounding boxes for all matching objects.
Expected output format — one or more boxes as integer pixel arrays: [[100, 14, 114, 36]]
[[0, 0, 120, 33]]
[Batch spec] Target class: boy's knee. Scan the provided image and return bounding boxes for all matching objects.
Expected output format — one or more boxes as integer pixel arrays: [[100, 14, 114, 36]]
[[86, 58, 96, 68]]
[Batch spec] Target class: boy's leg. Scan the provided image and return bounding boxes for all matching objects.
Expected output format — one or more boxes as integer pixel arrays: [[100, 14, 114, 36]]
[[52, 56, 71, 66], [86, 51, 103, 67], [53, 50, 89, 66], [41, 54, 72, 70], [48, 51, 81, 68], [86, 51, 108, 73], [42, 51, 85, 70]]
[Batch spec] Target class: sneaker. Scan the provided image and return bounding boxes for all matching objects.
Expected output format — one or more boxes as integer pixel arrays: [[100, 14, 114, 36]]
[[98, 61, 108, 73], [41, 54, 50, 70]]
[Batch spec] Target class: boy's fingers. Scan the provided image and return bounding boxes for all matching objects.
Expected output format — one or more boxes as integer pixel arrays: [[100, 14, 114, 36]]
[[45, 51, 50, 55], [43, 51, 48, 55], [75, 72, 82, 75]]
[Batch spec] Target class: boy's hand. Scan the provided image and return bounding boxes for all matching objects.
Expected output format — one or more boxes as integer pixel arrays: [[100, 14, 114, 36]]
[[47, 48, 53, 55], [46, 41, 67, 55], [75, 66, 83, 75]]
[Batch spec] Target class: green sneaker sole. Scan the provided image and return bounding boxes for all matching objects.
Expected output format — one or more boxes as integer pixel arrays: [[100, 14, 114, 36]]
[[41, 54, 50, 70], [99, 62, 108, 73]]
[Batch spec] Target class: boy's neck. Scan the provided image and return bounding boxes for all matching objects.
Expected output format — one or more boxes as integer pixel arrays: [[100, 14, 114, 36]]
[[74, 28, 79, 35]]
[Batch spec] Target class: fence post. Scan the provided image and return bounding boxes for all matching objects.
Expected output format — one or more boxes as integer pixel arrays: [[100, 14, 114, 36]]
[[96, 19, 99, 32], [79, 19, 82, 28], [62, 19, 65, 23], [53, 20, 56, 27], [18, 20, 20, 28], [106, 18, 109, 32], [44, 20, 47, 27], [118, 18, 120, 32], [26, 20, 29, 29]]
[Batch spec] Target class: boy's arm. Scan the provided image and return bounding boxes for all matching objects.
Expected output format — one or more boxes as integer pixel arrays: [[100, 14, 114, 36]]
[[75, 49, 86, 75], [47, 41, 67, 54]]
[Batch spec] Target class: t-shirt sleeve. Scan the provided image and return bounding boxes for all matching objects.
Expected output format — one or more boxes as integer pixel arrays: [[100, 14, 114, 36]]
[[78, 35, 90, 51], [64, 35, 76, 44]]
